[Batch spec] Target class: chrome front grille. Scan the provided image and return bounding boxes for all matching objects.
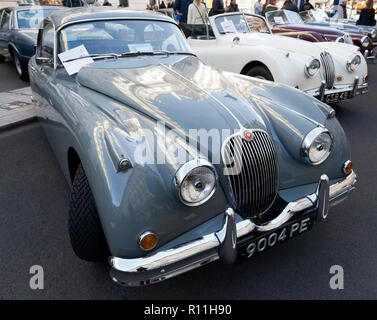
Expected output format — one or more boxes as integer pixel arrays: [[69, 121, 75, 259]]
[[320, 52, 335, 89], [222, 130, 278, 218]]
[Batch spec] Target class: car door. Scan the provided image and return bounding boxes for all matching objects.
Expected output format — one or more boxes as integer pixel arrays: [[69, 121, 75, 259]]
[[0, 9, 12, 57]]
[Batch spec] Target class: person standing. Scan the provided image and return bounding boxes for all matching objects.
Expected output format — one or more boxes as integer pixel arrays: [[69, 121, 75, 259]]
[[357, 0, 376, 26], [282, 0, 299, 12], [187, 0, 207, 24], [103, 0, 112, 5], [209, 0, 225, 16], [339, 0, 347, 19], [174, 0, 194, 23], [62, 0, 84, 7], [227, 0, 239, 12], [262, 0, 278, 15], [300, 0, 313, 11], [119, 0, 129, 6], [254, 0, 263, 15]]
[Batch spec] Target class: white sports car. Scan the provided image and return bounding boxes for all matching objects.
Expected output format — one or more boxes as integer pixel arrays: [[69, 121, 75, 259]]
[[185, 12, 368, 104]]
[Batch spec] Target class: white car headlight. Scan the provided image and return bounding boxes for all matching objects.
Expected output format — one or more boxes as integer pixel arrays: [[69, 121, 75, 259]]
[[174, 159, 216, 206], [305, 58, 321, 77], [346, 53, 362, 72], [302, 127, 333, 165], [361, 35, 369, 48]]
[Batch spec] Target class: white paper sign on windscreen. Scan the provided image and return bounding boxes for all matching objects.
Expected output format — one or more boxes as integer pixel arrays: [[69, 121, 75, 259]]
[[58, 45, 94, 76], [221, 20, 238, 33]]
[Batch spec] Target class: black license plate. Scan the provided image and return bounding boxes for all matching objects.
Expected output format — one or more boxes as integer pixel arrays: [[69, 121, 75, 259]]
[[237, 215, 314, 262], [324, 90, 351, 103]]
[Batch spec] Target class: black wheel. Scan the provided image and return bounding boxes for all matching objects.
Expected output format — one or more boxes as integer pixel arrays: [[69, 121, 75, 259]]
[[11, 49, 29, 81], [0, 55, 5, 63], [246, 66, 274, 81], [68, 163, 109, 261]]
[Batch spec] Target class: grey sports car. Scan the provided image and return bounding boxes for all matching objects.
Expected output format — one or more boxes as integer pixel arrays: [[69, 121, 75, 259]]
[[0, 6, 61, 80], [29, 7, 357, 286]]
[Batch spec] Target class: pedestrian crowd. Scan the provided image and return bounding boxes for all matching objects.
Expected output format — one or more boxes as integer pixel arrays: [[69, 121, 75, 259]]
[[60, 0, 375, 28]]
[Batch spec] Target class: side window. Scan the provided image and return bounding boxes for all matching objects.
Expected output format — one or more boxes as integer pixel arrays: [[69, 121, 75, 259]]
[[246, 16, 270, 33], [40, 22, 54, 58], [0, 10, 11, 29]]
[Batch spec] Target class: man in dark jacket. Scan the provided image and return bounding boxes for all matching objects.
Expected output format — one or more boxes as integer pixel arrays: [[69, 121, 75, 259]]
[[210, 0, 225, 16], [227, 0, 239, 12], [174, 0, 193, 23], [300, 0, 314, 11], [62, 0, 84, 6], [282, 0, 299, 12]]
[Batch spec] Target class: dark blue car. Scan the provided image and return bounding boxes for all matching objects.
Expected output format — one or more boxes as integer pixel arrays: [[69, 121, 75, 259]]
[[0, 6, 61, 80]]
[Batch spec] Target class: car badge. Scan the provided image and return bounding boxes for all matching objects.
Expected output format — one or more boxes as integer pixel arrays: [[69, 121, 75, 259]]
[[243, 130, 253, 141]]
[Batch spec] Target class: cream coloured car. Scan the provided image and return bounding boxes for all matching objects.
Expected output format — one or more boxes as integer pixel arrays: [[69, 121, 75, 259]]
[[185, 12, 368, 104]]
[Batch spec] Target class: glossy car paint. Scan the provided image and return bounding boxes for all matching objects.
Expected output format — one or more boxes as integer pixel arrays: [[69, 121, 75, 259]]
[[29, 8, 351, 259]]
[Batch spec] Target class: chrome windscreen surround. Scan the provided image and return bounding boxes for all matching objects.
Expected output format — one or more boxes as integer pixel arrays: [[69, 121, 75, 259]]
[[221, 129, 279, 219], [320, 51, 335, 89]]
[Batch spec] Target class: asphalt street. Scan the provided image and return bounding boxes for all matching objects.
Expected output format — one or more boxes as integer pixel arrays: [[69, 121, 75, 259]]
[[0, 61, 28, 92], [0, 62, 376, 299]]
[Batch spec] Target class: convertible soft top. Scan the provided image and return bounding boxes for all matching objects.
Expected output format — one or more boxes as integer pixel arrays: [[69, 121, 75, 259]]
[[48, 7, 174, 30]]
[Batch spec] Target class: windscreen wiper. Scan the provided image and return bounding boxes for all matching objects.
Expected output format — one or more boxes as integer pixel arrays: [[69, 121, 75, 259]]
[[119, 51, 196, 57], [61, 53, 119, 63]]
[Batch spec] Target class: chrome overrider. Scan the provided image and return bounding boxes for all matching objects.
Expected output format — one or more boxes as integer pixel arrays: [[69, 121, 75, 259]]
[[109, 171, 357, 286]]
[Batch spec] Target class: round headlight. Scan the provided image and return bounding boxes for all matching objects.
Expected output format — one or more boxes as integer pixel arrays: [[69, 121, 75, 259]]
[[175, 159, 216, 206], [346, 53, 362, 72], [361, 35, 369, 48], [302, 127, 333, 165], [305, 58, 321, 77]]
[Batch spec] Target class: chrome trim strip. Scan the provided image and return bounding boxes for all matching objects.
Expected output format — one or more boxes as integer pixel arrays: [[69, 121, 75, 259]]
[[110, 171, 357, 283]]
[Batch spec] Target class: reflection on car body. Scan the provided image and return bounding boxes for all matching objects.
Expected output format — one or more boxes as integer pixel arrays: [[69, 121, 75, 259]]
[[29, 7, 357, 287]]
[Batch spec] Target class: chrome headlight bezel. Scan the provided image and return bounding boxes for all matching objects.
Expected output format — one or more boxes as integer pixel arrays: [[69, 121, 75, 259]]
[[361, 35, 369, 48], [346, 53, 362, 72], [174, 159, 217, 206], [305, 58, 321, 77], [302, 127, 334, 165]]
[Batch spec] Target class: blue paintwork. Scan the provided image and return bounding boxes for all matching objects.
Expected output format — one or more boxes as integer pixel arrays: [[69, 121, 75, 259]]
[[29, 8, 352, 259]]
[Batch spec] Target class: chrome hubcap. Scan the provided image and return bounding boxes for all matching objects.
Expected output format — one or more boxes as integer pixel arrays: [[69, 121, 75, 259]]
[[14, 54, 22, 76]]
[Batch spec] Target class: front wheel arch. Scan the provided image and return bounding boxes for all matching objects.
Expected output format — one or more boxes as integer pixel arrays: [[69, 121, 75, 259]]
[[240, 61, 274, 81]]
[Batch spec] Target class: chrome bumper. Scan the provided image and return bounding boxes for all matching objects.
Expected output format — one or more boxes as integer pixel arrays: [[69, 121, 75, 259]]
[[309, 78, 368, 102], [109, 171, 357, 286]]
